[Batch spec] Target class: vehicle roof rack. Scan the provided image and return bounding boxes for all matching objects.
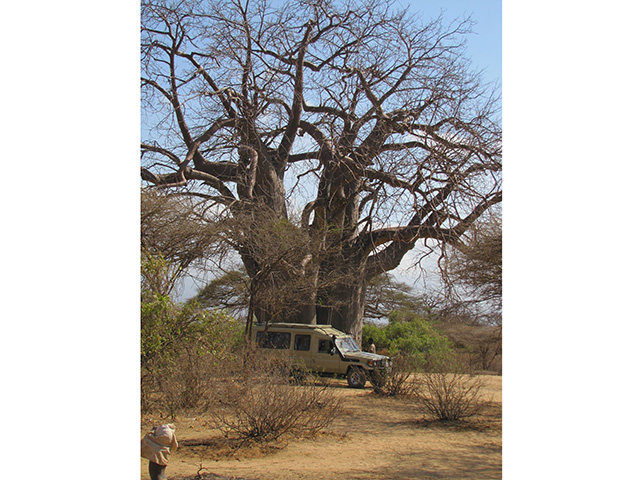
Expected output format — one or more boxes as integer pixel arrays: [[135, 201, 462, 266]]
[[253, 322, 334, 329]]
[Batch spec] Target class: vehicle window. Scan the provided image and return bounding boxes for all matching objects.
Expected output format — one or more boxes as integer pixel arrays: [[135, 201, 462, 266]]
[[256, 331, 291, 349], [318, 338, 334, 354], [294, 334, 311, 351], [335, 337, 360, 353]]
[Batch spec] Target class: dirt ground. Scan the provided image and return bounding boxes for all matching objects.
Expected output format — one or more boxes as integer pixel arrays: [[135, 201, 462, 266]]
[[141, 375, 501, 480]]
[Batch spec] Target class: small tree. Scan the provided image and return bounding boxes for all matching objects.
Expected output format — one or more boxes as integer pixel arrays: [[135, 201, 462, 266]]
[[141, 190, 225, 295], [364, 274, 432, 322], [420, 215, 502, 373], [439, 215, 502, 323], [192, 269, 249, 319]]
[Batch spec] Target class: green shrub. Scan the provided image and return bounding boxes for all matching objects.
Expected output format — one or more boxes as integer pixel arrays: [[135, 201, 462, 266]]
[[141, 267, 244, 415], [363, 310, 453, 368], [141, 293, 243, 365], [362, 323, 387, 351]]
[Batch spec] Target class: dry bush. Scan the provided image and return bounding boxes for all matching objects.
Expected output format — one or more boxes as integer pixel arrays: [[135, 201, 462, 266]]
[[140, 313, 242, 417], [417, 367, 486, 421], [142, 349, 236, 418], [372, 354, 419, 397], [208, 350, 342, 442]]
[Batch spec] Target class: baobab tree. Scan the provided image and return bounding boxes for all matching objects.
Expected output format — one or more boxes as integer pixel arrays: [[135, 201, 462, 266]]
[[140, 0, 502, 344]]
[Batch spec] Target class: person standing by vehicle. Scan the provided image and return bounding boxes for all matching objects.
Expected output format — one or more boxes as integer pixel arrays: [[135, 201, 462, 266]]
[[367, 338, 377, 354], [141, 424, 178, 480]]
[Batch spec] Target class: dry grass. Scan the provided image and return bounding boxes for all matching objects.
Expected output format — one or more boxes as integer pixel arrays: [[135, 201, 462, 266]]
[[141, 375, 501, 480]]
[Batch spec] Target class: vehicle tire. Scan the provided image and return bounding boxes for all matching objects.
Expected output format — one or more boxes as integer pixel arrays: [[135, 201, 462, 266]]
[[347, 366, 367, 388]]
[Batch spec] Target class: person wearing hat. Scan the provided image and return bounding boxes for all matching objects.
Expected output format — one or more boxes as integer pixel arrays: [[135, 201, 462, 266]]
[[141, 424, 178, 480]]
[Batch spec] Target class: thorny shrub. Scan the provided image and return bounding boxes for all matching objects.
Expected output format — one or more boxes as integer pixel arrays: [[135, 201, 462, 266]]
[[371, 353, 420, 397], [417, 358, 487, 421], [143, 348, 238, 418], [208, 350, 342, 442]]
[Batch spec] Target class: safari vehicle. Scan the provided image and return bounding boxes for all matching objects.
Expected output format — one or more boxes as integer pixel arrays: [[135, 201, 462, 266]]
[[253, 322, 391, 388]]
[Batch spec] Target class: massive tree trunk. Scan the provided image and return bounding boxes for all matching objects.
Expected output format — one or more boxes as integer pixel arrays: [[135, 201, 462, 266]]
[[317, 277, 367, 345]]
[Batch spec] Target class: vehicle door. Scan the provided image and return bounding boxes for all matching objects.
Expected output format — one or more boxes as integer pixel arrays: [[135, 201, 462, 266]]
[[311, 335, 342, 374]]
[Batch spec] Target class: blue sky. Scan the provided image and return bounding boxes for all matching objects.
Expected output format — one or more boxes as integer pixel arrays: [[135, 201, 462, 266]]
[[403, 0, 502, 85]]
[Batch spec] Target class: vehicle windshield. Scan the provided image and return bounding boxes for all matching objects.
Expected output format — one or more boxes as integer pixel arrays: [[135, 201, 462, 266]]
[[335, 337, 360, 353]]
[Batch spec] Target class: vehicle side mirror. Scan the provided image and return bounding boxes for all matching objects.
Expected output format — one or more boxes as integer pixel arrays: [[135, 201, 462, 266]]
[[330, 347, 336, 356]]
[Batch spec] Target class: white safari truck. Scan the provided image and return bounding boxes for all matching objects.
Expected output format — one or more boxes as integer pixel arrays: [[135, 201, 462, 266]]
[[253, 322, 391, 388]]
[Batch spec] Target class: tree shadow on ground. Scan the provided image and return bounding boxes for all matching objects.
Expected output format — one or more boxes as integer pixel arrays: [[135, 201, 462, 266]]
[[417, 401, 502, 433], [360, 437, 502, 480], [178, 437, 286, 462], [370, 453, 501, 480]]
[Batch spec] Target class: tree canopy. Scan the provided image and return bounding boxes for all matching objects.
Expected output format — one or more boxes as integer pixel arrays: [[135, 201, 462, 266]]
[[141, 0, 502, 343]]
